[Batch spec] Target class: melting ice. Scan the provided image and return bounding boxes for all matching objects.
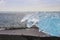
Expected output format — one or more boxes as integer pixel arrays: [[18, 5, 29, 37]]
[[21, 12, 60, 37]]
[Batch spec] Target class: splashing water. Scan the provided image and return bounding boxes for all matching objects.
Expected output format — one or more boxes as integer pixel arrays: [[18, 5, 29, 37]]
[[21, 12, 60, 37]]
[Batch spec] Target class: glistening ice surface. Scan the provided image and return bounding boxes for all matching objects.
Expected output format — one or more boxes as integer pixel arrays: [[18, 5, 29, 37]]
[[21, 12, 60, 37]]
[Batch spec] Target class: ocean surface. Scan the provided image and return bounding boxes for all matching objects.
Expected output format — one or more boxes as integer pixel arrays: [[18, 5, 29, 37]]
[[0, 13, 25, 28]]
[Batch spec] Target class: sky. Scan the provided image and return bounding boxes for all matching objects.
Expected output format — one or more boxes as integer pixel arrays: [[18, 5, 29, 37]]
[[0, 0, 60, 12]]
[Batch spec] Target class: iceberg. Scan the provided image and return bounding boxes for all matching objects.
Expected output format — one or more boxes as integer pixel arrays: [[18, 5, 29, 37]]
[[21, 12, 60, 37]]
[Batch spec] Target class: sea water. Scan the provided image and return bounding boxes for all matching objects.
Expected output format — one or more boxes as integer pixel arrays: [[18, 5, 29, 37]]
[[0, 13, 25, 27]]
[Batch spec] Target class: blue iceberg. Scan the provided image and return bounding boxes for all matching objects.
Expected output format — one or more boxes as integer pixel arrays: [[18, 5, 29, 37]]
[[21, 12, 60, 37]]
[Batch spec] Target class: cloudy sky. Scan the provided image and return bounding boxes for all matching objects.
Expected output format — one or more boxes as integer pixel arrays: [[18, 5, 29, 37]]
[[0, 0, 60, 12]]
